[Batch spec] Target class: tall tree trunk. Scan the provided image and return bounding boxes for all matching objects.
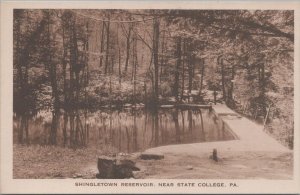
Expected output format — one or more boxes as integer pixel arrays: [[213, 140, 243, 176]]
[[70, 15, 78, 106], [199, 58, 205, 96], [62, 21, 68, 108], [124, 24, 132, 73], [153, 18, 160, 105], [14, 10, 25, 114], [259, 62, 266, 115], [154, 110, 159, 146], [131, 35, 135, 81], [46, 11, 59, 110], [229, 65, 235, 101], [104, 14, 110, 74], [160, 28, 166, 86], [50, 110, 59, 145], [99, 21, 105, 67], [117, 24, 122, 85], [109, 60, 112, 108], [174, 37, 182, 103], [84, 21, 89, 107], [181, 40, 186, 102], [260, 63, 265, 97], [132, 35, 138, 104], [63, 112, 68, 146], [220, 57, 227, 102], [188, 55, 195, 95]]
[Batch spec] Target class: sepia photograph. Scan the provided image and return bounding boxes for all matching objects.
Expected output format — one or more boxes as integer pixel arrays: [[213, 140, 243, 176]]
[[1, 0, 300, 194]]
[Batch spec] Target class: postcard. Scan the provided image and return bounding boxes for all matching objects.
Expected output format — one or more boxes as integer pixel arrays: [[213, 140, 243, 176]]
[[1, 0, 299, 194]]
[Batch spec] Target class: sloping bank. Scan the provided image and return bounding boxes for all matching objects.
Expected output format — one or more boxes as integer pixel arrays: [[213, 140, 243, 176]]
[[137, 104, 292, 179]]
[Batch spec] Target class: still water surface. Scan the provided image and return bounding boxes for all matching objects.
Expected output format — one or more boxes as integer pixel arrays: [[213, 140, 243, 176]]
[[13, 108, 234, 153]]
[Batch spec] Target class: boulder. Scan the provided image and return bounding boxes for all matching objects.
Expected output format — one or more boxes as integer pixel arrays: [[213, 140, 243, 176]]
[[96, 156, 140, 179]]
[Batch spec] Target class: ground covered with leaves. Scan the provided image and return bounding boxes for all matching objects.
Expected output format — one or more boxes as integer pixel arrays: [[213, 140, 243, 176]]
[[13, 144, 116, 179]]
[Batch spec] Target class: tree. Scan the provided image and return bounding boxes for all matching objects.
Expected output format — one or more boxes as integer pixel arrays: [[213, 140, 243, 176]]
[[152, 17, 160, 105]]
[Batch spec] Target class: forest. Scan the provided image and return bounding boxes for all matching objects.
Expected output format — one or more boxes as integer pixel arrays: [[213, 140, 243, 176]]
[[13, 9, 294, 150]]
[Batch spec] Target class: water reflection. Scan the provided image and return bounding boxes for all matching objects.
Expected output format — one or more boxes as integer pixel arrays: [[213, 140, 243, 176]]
[[13, 108, 234, 153]]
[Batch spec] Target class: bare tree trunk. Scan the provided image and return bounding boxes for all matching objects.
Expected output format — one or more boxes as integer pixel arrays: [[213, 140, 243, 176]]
[[174, 37, 182, 103], [153, 18, 160, 105], [199, 58, 205, 96], [144, 81, 147, 104], [84, 21, 89, 107], [104, 14, 110, 74], [181, 40, 186, 102], [117, 24, 122, 85], [99, 21, 105, 67], [154, 111, 159, 146], [124, 24, 132, 73], [70, 14, 79, 106], [14, 10, 25, 114], [109, 61, 112, 108], [259, 62, 266, 115], [188, 55, 194, 95], [132, 35, 138, 104], [63, 112, 68, 146], [220, 57, 227, 102], [62, 20, 69, 108], [229, 65, 235, 101], [160, 28, 166, 86], [46, 10, 59, 110], [131, 34, 135, 81]]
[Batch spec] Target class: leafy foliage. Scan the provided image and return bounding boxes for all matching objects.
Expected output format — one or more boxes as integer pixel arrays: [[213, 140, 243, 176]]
[[13, 9, 294, 148]]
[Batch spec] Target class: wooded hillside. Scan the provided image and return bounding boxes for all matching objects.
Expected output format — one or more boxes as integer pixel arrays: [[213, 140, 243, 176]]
[[13, 9, 294, 148]]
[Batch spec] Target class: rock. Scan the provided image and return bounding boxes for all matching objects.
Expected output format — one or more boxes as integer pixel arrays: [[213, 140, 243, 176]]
[[140, 153, 164, 160], [115, 160, 140, 179], [97, 156, 117, 179], [97, 156, 140, 179]]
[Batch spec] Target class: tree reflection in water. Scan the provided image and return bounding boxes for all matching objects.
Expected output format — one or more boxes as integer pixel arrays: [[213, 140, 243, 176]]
[[13, 108, 235, 152]]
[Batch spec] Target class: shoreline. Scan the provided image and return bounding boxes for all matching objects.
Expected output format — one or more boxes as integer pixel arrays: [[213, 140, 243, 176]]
[[13, 105, 293, 179]]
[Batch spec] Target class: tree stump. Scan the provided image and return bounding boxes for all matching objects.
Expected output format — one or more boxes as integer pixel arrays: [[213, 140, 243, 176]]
[[96, 157, 140, 179], [115, 159, 140, 179], [96, 157, 116, 179]]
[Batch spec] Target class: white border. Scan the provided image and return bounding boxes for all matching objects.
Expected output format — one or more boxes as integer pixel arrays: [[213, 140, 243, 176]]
[[1, 1, 299, 194]]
